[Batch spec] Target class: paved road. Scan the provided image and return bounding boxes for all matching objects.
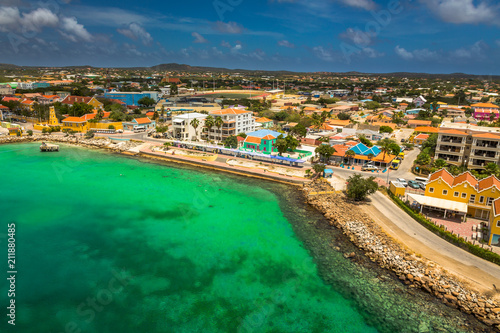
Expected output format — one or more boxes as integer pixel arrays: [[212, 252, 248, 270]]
[[368, 191, 500, 291]]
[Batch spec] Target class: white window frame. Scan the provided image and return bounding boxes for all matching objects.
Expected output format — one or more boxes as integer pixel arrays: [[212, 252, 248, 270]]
[[461, 193, 467, 198], [453, 191, 459, 197], [429, 188, 434, 193], [479, 196, 485, 204], [442, 189, 448, 195]]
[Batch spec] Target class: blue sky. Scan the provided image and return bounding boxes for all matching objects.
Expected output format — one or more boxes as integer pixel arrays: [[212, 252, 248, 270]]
[[0, 0, 499, 74]]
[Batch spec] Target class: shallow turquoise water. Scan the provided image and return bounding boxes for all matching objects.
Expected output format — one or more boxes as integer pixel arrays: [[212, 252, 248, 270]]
[[0, 143, 483, 333], [0, 143, 377, 333]]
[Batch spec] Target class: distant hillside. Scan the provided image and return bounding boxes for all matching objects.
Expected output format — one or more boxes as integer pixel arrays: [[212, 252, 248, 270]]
[[2, 62, 500, 80], [150, 63, 297, 75]]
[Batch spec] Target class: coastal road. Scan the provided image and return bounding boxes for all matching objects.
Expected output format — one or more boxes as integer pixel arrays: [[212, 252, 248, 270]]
[[365, 192, 500, 297]]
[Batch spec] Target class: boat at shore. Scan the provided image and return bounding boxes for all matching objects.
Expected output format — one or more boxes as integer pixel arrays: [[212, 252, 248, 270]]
[[40, 142, 59, 152]]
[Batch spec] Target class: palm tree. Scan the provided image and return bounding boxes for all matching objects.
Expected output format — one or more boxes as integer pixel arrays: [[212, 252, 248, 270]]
[[367, 153, 374, 163], [190, 118, 200, 141], [345, 150, 355, 165], [379, 139, 391, 162], [204, 115, 214, 141], [214, 116, 224, 143]]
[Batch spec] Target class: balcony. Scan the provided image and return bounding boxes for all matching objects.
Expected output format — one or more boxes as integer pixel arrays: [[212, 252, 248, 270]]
[[473, 150, 497, 159], [437, 145, 462, 154], [474, 140, 499, 149], [436, 153, 460, 163]]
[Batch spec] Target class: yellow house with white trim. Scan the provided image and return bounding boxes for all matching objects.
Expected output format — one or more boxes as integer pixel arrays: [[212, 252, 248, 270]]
[[425, 168, 500, 245], [490, 199, 500, 246]]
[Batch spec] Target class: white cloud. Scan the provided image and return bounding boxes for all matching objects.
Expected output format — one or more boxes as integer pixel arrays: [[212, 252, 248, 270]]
[[191, 32, 208, 43], [395, 45, 414, 60], [0, 7, 59, 33], [313, 46, 337, 62], [420, 0, 499, 25], [61, 17, 92, 42], [213, 21, 244, 34], [221, 40, 231, 48], [451, 41, 488, 59], [338, 0, 376, 10], [362, 47, 383, 58], [339, 27, 372, 46], [117, 23, 153, 45], [277, 40, 295, 48], [231, 42, 243, 54], [249, 49, 266, 61]]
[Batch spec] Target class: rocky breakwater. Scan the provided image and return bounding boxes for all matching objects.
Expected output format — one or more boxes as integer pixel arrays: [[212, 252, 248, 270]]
[[303, 180, 500, 331], [0, 134, 143, 152]]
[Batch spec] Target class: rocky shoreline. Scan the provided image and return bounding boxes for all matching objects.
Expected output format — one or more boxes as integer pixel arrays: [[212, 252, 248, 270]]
[[303, 180, 500, 332], [0, 134, 143, 152]]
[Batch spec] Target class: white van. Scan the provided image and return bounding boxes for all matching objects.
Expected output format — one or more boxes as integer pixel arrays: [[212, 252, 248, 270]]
[[415, 176, 428, 183]]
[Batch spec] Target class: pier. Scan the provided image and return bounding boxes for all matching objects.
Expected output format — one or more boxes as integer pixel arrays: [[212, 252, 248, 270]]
[[40, 143, 59, 152]]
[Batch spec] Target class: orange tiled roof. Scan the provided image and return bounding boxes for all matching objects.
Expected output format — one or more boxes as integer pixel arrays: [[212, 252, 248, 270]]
[[135, 117, 152, 124], [493, 198, 500, 216], [262, 134, 276, 140], [439, 129, 468, 136], [414, 133, 429, 140], [472, 132, 500, 140], [256, 117, 272, 123], [62, 116, 86, 123], [245, 136, 261, 144], [414, 126, 439, 133], [210, 108, 250, 115], [428, 168, 455, 186], [478, 176, 500, 191], [408, 120, 432, 125], [327, 119, 350, 126], [452, 172, 477, 187], [471, 103, 499, 108]]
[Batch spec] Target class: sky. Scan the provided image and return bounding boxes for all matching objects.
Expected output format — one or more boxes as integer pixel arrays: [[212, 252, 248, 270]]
[[0, 0, 499, 74]]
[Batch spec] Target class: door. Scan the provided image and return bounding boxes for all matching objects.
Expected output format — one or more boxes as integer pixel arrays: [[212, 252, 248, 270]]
[[475, 209, 490, 220]]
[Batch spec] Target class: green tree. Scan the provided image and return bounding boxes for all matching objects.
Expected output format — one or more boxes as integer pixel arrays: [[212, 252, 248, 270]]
[[422, 133, 438, 154], [205, 115, 214, 140], [345, 149, 355, 165], [416, 152, 431, 165], [346, 174, 378, 201], [273, 134, 288, 156], [433, 158, 447, 168], [337, 112, 351, 120], [190, 118, 200, 140], [291, 123, 307, 139], [224, 135, 238, 148], [312, 163, 326, 175], [358, 135, 373, 147], [237, 132, 247, 138], [85, 130, 95, 139], [138, 97, 156, 107], [379, 125, 393, 134], [483, 162, 500, 178], [315, 144, 336, 163], [214, 116, 224, 143], [285, 134, 300, 151], [108, 125, 115, 130]]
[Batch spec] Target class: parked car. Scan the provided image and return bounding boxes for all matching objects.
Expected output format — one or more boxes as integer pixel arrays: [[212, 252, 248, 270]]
[[418, 182, 426, 190], [396, 178, 407, 186], [407, 180, 420, 189], [362, 165, 378, 171]]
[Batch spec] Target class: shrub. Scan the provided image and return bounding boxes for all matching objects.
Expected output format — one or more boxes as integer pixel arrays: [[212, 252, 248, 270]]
[[27, 130, 33, 136], [108, 125, 115, 130]]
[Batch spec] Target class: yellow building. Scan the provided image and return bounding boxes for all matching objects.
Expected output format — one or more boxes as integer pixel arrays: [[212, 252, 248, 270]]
[[48, 106, 60, 126], [490, 199, 500, 246], [425, 168, 500, 245]]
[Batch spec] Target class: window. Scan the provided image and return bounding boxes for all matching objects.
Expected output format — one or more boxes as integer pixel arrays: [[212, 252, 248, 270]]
[[454, 192, 459, 197], [429, 188, 434, 193], [487, 197, 494, 206], [442, 190, 448, 195], [497, 221, 500, 227], [479, 196, 484, 204], [469, 194, 476, 204], [461, 193, 467, 198]]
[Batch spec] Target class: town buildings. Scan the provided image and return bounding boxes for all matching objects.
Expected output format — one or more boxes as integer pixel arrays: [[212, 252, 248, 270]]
[[103, 91, 159, 106], [434, 122, 500, 170], [206, 108, 256, 142], [172, 113, 207, 140]]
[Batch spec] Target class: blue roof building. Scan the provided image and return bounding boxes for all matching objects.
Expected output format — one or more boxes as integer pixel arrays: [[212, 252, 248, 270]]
[[103, 91, 159, 106]]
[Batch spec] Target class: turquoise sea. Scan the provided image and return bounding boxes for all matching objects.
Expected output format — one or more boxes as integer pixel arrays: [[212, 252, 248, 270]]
[[0, 143, 488, 333]]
